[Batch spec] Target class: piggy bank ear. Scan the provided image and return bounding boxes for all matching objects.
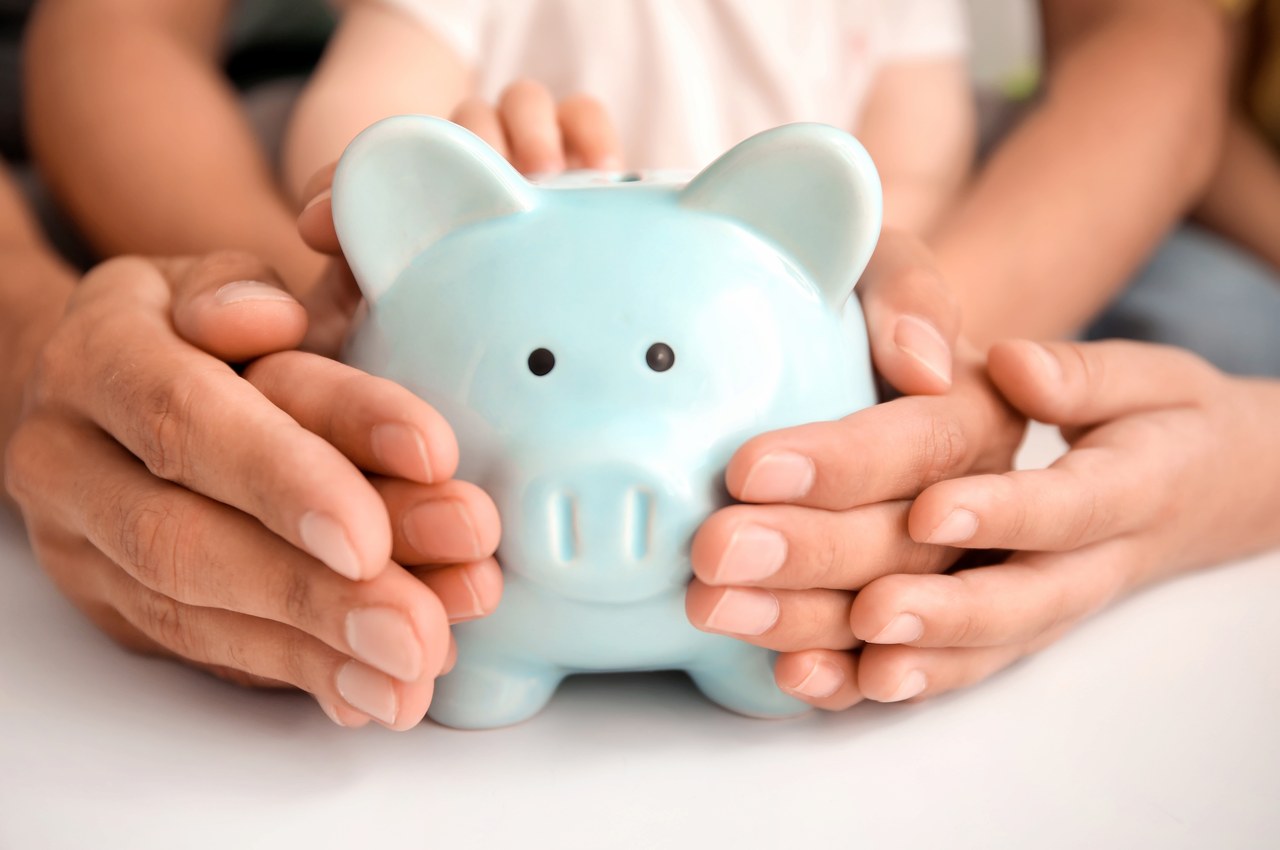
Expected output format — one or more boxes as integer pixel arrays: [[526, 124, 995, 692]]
[[332, 115, 533, 304], [679, 123, 882, 309]]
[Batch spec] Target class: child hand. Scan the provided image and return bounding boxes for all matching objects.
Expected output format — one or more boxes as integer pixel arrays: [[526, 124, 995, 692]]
[[450, 80, 622, 174], [4, 253, 500, 730], [835, 340, 1280, 704], [685, 231, 1027, 708]]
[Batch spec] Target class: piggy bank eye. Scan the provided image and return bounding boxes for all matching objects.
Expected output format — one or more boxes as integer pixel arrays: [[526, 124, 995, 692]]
[[528, 348, 556, 376], [646, 342, 675, 372]]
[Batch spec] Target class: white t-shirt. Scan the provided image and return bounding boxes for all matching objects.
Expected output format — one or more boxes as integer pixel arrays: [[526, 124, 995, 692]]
[[374, 0, 969, 169]]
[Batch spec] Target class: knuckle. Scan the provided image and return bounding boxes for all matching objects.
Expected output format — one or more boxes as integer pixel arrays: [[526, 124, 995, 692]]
[[278, 567, 316, 629], [1061, 484, 1103, 547], [278, 632, 314, 691], [810, 527, 848, 587], [1061, 343, 1103, 408], [134, 371, 204, 482], [222, 637, 255, 675], [919, 414, 969, 486], [119, 492, 198, 599], [943, 574, 989, 643], [27, 315, 91, 411], [134, 586, 196, 659]]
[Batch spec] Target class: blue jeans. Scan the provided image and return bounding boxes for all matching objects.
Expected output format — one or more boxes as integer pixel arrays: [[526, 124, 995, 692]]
[[1087, 226, 1280, 378]]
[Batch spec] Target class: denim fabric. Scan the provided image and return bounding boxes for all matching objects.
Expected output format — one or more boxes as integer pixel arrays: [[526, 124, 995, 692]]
[[1087, 225, 1280, 378]]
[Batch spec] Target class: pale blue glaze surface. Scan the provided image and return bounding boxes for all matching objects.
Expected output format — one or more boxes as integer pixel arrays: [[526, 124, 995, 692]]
[[334, 116, 882, 728]]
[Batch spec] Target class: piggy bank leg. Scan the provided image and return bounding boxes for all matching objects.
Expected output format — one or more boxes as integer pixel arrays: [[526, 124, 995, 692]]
[[687, 644, 809, 719], [428, 657, 566, 730]]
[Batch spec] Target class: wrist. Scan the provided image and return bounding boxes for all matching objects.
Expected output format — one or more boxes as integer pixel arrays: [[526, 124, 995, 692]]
[[0, 245, 76, 499]]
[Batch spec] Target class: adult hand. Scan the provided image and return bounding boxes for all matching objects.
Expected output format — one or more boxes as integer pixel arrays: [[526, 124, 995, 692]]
[[5, 253, 500, 729], [685, 230, 1026, 709], [845, 339, 1280, 702]]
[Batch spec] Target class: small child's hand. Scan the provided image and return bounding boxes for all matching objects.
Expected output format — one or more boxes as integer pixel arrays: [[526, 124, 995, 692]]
[[842, 340, 1280, 705], [685, 231, 1026, 708], [450, 80, 622, 175], [5, 253, 501, 729]]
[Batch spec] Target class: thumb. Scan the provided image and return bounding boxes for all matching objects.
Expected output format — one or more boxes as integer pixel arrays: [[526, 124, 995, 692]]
[[166, 251, 308, 363], [856, 229, 960, 396]]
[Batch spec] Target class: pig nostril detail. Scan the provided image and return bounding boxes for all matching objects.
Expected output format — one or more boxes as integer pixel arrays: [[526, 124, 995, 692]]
[[646, 342, 675, 372], [625, 488, 655, 560], [528, 348, 555, 376], [549, 491, 578, 563]]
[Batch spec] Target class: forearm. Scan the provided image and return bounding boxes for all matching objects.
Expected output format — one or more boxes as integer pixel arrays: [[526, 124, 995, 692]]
[[283, 1, 471, 201], [24, 1, 323, 292], [932, 0, 1231, 346], [1195, 116, 1280, 273], [859, 58, 976, 237]]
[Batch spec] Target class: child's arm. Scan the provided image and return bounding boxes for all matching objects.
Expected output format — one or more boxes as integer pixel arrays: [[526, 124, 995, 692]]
[[931, 0, 1232, 347], [858, 57, 977, 236], [24, 0, 323, 293], [284, 2, 621, 199], [282, 0, 471, 202]]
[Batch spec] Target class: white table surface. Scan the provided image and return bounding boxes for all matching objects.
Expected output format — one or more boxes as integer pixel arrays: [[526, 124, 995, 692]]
[[2, 424, 1278, 850]]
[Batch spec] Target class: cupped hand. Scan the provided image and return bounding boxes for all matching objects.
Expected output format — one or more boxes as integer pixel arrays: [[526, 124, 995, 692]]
[[840, 339, 1280, 703], [685, 230, 1026, 709], [4, 253, 501, 730]]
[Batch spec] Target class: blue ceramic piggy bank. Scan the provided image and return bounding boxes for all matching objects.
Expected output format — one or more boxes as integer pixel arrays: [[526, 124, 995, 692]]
[[334, 117, 882, 729]]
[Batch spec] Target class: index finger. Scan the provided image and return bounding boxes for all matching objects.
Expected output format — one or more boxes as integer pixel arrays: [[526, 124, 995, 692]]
[[51, 256, 393, 580], [725, 360, 1021, 510]]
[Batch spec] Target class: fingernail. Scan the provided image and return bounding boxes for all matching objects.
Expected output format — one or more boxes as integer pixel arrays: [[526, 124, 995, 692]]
[[703, 588, 780, 636], [926, 508, 978, 545], [1026, 341, 1063, 382], [336, 661, 398, 725], [300, 512, 363, 580], [869, 612, 923, 644], [345, 607, 423, 681], [432, 563, 496, 623], [402, 500, 481, 560], [886, 670, 928, 702], [599, 154, 625, 171], [213, 280, 296, 306], [894, 315, 952, 387], [371, 422, 433, 482], [790, 659, 845, 699], [715, 524, 788, 583], [740, 452, 815, 502]]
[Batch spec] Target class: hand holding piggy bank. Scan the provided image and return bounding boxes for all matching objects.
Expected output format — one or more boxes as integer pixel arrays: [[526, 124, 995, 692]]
[[334, 117, 881, 728]]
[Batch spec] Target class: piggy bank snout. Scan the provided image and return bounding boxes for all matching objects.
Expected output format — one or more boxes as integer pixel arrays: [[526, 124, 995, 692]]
[[495, 461, 703, 604]]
